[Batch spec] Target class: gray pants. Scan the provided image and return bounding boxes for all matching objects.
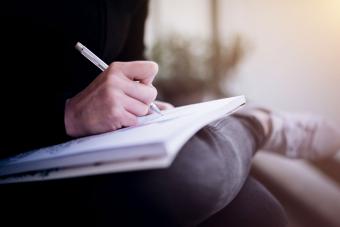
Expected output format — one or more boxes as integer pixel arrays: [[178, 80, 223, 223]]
[[1, 116, 287, 227]]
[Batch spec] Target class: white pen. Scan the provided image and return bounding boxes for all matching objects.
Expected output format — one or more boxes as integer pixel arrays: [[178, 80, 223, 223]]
[[75, 42, 162, 115]]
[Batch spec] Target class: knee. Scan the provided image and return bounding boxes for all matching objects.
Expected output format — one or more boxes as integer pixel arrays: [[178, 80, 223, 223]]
[[133, 133, 247, 226], [91, 118, 254, 226]]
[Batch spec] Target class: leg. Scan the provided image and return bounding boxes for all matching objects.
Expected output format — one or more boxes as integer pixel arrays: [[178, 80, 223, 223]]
[[234, 105, 340, 160], [198, 177, 288, 227], [89, 116, 258, 226], [0, 116, 262, 226]]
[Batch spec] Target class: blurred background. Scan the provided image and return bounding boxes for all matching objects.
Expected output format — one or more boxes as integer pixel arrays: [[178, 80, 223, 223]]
[[144, 0, 340, 226]]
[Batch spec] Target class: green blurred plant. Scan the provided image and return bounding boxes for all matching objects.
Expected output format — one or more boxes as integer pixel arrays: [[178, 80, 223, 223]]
[[148, 34, 246, 106]]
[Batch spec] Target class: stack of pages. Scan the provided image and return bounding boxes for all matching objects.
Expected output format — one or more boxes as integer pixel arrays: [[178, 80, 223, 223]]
[[0, 95, 246, 183]]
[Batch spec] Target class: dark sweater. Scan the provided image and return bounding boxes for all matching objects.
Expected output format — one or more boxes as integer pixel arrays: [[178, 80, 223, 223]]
[[0, 0, 148, 157]]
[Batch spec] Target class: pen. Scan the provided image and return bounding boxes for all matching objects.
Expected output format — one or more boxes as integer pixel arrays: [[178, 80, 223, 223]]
[[75, 42, 162, 115]]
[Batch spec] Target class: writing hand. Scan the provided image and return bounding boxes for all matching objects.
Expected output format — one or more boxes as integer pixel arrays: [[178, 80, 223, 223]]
[[153, 100, 174, 110], [64, 61, 158, 137]]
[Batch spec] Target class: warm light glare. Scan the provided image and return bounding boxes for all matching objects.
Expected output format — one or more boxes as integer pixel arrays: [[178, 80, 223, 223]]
[[147, 0, 340, 123]]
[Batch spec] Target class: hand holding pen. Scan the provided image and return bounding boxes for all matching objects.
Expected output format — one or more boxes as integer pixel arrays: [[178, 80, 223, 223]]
[[75, 42, 162, 115], [64, 42, 161, 137]]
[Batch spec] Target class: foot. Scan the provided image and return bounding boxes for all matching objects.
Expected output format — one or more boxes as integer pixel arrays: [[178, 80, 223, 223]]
[[236, 107, 340, 160]]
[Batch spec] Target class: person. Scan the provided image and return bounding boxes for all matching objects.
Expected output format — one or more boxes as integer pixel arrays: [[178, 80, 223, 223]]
[[0, 0, 339, 226]]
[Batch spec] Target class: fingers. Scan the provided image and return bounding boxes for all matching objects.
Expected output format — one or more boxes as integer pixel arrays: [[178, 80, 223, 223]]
[[110, 61, 158, 85], [119, 78, 158, 105], [101, 72, 156, 115], [153, 100, 175, 110], [120, 110, 138, 127], [122, 95, 150, 116], [104, 61, 158, 104], [105, 106, 138, 130]]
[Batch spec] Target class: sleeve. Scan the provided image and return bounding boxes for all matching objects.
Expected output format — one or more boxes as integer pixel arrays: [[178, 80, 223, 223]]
[[116, 0, 149, 61], [0, 14, 72, 158], [0, 0, 149, 158]]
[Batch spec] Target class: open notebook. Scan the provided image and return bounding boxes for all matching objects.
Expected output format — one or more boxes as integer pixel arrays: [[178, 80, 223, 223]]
[[0, 95, 246, 183]]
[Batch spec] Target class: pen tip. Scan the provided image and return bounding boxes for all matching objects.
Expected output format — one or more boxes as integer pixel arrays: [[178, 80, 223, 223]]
[[150, 103, 163, 115]]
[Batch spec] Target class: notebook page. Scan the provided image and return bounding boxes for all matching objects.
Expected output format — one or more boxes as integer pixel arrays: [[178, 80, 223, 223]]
[[0, 96, 245, 168]]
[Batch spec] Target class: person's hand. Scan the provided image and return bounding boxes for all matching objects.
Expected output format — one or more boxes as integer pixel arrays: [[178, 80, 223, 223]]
[[64, 61, 158, 137], [153, 100, 174, 110]]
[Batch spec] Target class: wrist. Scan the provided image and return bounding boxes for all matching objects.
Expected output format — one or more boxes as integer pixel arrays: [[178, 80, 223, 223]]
[[64, 98, 79, 137]]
